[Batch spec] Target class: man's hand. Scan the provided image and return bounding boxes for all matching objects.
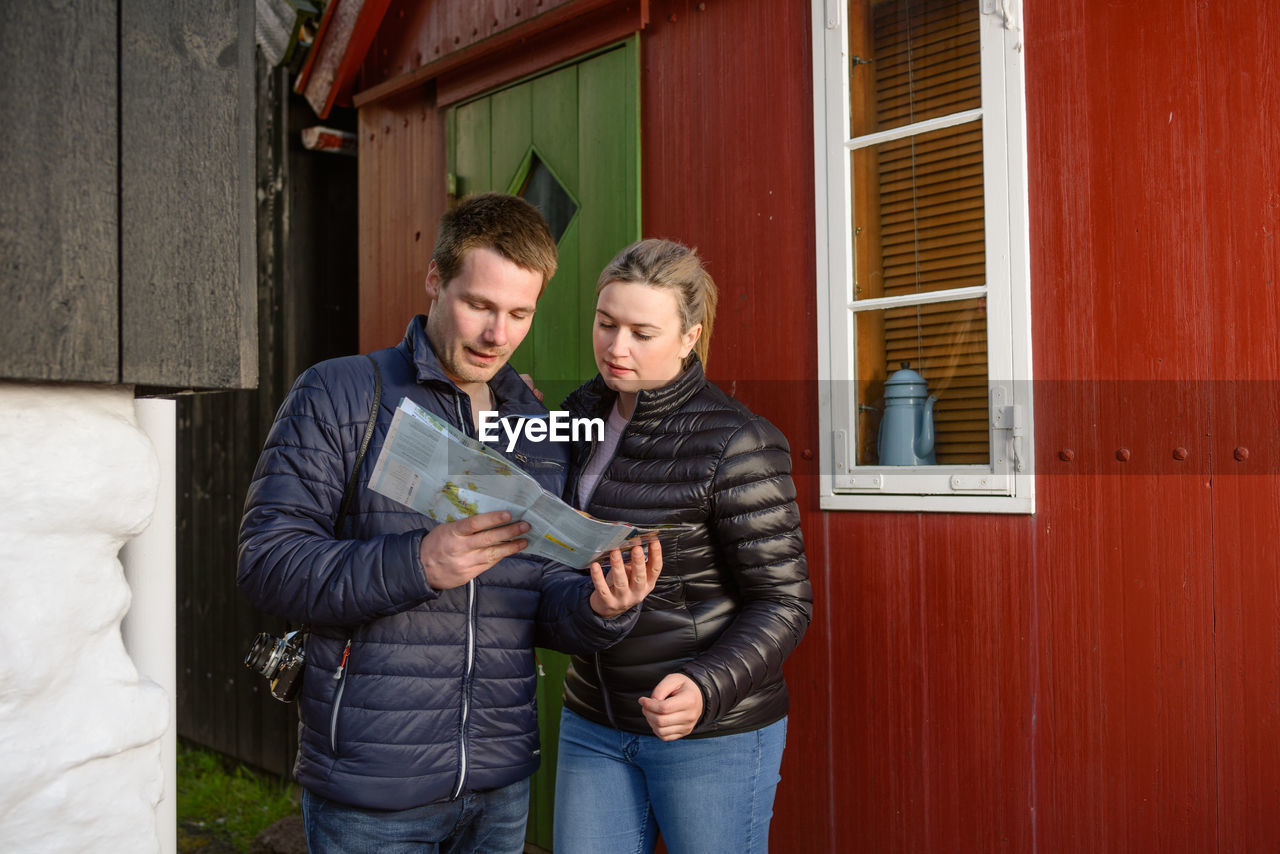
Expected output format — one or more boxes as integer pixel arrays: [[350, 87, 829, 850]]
[[419, 511, 530, 590], [588, 541, 662, 618], [638, 672, 703, 741]]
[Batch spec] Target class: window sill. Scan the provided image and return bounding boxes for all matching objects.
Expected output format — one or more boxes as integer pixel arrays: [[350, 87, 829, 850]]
[[819, 491, 1035, 514]]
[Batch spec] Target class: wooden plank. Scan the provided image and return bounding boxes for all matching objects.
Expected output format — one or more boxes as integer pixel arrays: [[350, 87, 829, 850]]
[[577, 41, 639, 380], [1027, 1, 1219, 850], [639, 2, 830, 850], [0, 0, 118, 382], [358, 105, 387, 351], [299, 0, 394, 118], [528, 64, 582, 393], [527, 649, 571, 847], [353, 0, 629, 108], [490, 84, 533, 192], [433, 5, 648, 109], [454, 98, 494, 196], [532, 66, 581, 191], [293, 0, 342, 96], [120, 0, 257, 389], [1199, 0, 1280, 849], [177, 56, 358, 777], [357, 92, 447, 353]]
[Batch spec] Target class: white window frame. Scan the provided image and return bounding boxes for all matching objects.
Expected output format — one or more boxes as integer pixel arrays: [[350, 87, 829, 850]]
[[811, 0, 1035, 513]]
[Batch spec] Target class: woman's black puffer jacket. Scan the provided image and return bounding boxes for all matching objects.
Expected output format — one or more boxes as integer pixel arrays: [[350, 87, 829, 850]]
[[561, 357, 812, 737]]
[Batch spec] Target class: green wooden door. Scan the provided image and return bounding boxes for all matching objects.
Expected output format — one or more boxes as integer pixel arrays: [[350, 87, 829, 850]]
[[447, 38, 639, 850]]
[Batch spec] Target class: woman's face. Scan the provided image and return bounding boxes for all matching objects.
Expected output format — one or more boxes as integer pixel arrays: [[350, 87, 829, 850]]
[[593, 281, 701, 395]]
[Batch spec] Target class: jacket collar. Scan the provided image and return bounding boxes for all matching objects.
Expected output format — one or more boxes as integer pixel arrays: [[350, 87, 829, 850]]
[[398, 315, 546, 414], [564, 355, 708, 424]]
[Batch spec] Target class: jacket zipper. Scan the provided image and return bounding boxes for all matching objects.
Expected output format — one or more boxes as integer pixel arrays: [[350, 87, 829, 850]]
[[330, 638, 352, 753], [452, 393, 478, 799], [453, 578, 476, 798]]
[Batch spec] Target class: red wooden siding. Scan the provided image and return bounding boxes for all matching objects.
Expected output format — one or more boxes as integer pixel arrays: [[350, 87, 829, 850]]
[[1030, 0, 1217, 847], [357, 90, 447, 351], [1028, 0, 1280, 850], [637, 2, 833, 849], [353, 0, 1280, 850], [1201, 4, 1280, 849], [362, 0, 577, 87]]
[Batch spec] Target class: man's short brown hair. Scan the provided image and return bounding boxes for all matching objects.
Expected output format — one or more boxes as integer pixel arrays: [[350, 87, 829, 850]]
[[432, 193, 558, 294]]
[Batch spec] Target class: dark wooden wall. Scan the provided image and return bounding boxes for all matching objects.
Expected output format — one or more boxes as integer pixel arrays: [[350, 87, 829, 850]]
[[0, 0, 257, 389], [176, 56, 358, 776], [1, 0, 118, 382], [349, 0, 1280, 851]]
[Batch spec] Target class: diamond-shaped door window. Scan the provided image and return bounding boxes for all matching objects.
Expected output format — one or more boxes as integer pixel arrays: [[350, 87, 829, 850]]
[[518, 153, 578, 244]]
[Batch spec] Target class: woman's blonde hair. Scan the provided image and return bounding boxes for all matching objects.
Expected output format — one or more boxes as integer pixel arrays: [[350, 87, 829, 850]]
[[595, 239, 719, 369]]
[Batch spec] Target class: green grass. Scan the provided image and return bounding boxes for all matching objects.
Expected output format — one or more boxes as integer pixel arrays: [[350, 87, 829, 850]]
[[177, 741, 301, 852]]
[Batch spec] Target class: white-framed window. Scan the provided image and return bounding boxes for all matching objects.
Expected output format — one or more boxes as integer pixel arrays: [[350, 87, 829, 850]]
[[811, 0, 1034, 513]]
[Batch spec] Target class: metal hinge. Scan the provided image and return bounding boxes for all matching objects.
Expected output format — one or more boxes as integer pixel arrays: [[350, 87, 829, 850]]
[[990, 387, 1025, 473], [949, 473, 1008, 493], [832, 430, 884, 490], [846, 474, 884, 491], [981, 0, 1020, 31], [832, 429, 848, 474]]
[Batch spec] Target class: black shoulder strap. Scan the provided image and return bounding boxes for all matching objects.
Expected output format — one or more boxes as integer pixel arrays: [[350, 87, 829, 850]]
[[335, 354, 382, 537]]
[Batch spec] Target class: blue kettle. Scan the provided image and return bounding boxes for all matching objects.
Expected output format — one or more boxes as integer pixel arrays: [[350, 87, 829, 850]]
[[877, 362, 937, 465]]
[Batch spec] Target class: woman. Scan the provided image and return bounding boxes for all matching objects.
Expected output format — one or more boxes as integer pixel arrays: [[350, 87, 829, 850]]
[[553, 239, 812, 853]]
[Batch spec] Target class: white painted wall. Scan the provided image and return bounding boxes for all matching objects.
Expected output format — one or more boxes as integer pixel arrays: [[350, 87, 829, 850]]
[[122, 398, 178, 854], [0, 382, 169, 853]]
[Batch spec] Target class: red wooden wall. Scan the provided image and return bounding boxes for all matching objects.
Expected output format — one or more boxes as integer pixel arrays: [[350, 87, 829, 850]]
[[636, 2, 837, 849], [357, 86, 446, 351], [354, 0, 1280, 850], [1027, 2, 1280, 852]]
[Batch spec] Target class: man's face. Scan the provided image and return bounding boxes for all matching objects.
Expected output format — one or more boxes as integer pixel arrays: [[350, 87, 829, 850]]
[[424, 246, 542, 388]]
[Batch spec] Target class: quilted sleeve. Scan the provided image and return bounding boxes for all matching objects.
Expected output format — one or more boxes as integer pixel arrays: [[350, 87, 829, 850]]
[[532, 560, 640, 655], [236, 363, 436, 627], [677, 415, 813, 724]]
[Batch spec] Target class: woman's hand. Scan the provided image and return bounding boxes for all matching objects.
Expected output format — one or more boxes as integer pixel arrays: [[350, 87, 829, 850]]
[[638, 672, 703, 740], [518, 372, 544, 402], [588, 541, 662, 618]]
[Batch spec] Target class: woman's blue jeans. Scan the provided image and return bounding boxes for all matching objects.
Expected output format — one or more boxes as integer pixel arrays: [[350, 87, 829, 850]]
[[553, 707, 787, 854], [301, 777, 529, 853]]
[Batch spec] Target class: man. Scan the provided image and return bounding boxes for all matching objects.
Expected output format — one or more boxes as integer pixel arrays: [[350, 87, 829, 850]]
[[237, 193, 658, 852]]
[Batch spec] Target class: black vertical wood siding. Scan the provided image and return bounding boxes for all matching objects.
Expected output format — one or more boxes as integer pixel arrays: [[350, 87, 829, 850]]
[[0, 0, 257, 389], [175, 57, 357, 776], [120, 0, 258, 388], [0, 0, 119, 382]]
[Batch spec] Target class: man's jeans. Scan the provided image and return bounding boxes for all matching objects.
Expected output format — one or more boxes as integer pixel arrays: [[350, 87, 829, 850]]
[[553, 707, 787, 854], [301, 777, 529, 854]]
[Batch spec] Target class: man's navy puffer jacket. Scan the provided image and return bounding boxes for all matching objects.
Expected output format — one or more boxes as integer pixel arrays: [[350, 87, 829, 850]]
[[237, 316, 637, 810]]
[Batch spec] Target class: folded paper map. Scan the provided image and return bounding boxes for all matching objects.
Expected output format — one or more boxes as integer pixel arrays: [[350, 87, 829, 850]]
[[367, 398, 650, 568]]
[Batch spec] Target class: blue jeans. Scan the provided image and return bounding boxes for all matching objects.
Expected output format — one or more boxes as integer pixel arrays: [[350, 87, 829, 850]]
[[553, 708, 787, 854], [301, 777, 529, 854]]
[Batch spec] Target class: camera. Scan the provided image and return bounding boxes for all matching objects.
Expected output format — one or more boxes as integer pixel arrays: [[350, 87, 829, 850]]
[[244, 630, 306, 702]]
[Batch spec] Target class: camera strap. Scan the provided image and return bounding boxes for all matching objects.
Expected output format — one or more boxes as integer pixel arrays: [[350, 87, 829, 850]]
[[250, 355, 383, 703], [335, 354, 382, 536]]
